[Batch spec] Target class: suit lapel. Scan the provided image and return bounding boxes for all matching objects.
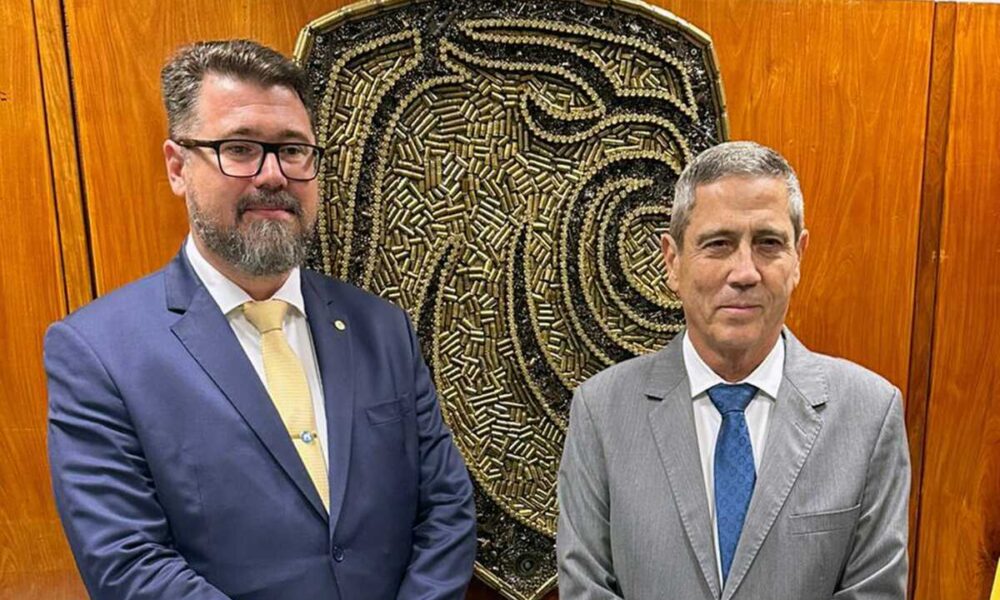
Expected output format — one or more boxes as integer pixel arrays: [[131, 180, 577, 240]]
[[721, 330, 826, 600], [646, 337, 722, 599], [301, 272, 356, 533], [166, 251, 329, 521]]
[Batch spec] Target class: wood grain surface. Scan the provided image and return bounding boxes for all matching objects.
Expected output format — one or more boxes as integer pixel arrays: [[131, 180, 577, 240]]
[[906, 3, 956, 596], [34, 0, 93, 311], [0, 0, 80, 597], [914, 5, 1000, 600]]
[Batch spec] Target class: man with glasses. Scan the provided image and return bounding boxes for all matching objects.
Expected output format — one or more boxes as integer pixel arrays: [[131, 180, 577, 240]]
[[45, 39, 476, 600]]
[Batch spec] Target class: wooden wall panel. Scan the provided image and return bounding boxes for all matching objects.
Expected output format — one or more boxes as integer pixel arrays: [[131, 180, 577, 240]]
[[907, 4, 956, 595], [915, 5, 1000, 599], [0, 0, 81, 597], [34, 0, 94, 311]]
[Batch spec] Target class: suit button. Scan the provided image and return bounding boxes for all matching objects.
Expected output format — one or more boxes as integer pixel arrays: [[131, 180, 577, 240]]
[[332, 546, 344, 562]]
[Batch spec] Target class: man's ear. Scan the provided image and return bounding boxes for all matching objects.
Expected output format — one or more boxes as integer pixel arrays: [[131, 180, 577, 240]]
[[792, 228, 809, 286], [662, 232, 680, 292], [163, 139, 187, 197]]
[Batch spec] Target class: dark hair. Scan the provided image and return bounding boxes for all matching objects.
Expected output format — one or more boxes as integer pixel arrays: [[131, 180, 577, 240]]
[[161, 39, 314, 137]]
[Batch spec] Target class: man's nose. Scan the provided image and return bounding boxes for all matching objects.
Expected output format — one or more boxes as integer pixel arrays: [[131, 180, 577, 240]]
[[728, 243, 762, 288], [254, 152, 288, 189]]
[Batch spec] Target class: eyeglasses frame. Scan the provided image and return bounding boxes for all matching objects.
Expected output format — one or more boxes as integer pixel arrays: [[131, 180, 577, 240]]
[[173, 138, 325, 182]]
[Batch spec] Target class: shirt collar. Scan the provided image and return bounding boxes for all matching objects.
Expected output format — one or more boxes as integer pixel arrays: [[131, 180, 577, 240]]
[[184, 235, 306, 317], [682, 330, 785, 400]]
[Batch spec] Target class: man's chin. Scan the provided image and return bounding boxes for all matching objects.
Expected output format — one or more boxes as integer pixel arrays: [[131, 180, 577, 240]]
[[707, 325, 765, 351], [238, 213, 301, 232]]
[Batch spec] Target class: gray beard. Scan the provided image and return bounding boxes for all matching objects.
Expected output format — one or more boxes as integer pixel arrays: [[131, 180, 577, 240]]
[[188, 190, 314, 277]]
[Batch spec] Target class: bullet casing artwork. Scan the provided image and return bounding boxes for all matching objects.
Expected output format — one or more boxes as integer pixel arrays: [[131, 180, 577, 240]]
[[295, 1, 727, 596]]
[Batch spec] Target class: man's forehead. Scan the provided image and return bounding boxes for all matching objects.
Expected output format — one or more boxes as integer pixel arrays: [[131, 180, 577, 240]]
[[219, 125, 312, 142], [195, 75, 303, 111], [691, 176, 789, 210], [685, 176, 794, 234], [694, 174, 786, 195], [193, 74, 312, 139]]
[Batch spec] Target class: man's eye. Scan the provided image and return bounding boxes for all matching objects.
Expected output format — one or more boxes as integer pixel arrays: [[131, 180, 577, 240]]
[[222, 143, 259, 158], [280, 145, 309, 158]]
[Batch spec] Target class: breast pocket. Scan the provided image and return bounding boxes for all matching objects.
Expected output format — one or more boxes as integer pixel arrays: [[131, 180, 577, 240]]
[[788, 503, 862, 535], [366, 397, 409, 425], [356, 396, 418, 505]]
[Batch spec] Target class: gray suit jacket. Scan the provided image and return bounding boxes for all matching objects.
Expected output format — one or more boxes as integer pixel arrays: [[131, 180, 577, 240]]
[[557, 330, 909, 599]]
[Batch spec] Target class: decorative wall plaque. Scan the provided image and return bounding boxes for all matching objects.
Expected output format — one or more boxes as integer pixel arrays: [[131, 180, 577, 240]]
[[295, 1, 727, 597]]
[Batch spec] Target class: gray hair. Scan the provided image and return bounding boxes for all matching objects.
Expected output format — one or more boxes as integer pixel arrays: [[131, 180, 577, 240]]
[[161, 39, 314, 137], [670, 141, 804, 247]]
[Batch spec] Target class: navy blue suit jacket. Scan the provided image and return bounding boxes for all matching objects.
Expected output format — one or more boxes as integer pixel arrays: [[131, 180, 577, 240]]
[[45, 250, 476, 599]]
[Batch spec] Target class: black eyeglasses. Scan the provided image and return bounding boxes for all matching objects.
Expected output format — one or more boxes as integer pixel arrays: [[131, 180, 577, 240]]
[[174, 138, 325, 182]]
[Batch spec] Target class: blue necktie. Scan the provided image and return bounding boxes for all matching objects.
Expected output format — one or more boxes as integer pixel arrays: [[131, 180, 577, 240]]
[[708, 383, 758, 584]]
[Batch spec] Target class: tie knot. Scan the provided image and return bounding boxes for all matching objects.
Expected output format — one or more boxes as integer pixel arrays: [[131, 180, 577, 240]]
[[707, 383, 757, 414], [243, 300, 289, 334]]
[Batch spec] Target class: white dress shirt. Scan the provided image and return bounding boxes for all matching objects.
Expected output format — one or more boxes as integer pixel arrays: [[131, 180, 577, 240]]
[[184, 236, 329, 466], [682, 330, 784, 583]]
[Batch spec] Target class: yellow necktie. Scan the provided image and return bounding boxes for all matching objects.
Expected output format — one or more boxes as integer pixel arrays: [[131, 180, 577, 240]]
[[991, 557, 1000, 600], [243, 299, 329, 511]]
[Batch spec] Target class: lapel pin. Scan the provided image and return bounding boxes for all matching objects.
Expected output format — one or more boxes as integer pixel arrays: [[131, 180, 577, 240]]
[[333, 319, 347, 331]]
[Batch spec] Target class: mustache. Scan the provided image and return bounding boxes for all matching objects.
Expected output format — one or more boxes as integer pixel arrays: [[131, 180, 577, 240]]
[[236, 192, 303, 218]]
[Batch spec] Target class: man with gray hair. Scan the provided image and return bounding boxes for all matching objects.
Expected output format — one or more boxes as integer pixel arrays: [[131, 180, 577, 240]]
[[557, 141, 909, 598], [46, 39, 476, 599]]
